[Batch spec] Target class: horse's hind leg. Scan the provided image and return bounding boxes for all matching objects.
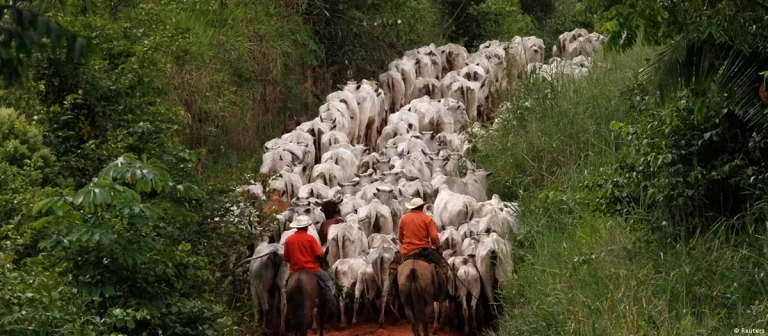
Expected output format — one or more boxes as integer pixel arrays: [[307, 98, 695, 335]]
[[312, 308, 318, 334], [432, 302, 440, 330], [405, 308, 420, 336], [318, 308, 325, 336], [422, 311, 431, 336]]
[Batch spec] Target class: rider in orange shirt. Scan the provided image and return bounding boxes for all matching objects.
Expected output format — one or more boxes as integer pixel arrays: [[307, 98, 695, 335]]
[[388, 198, 450, 302], [283, 216, 337, 314]]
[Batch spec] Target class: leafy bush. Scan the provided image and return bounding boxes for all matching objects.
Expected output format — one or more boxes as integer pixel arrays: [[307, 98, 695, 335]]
[[28, 154, 237, 335], [302, 0, 444, 81], [437, 0, 533, 49], [539, 0, 595, 52], [520, 0, 555, 22], [584, 88, 768, 236]]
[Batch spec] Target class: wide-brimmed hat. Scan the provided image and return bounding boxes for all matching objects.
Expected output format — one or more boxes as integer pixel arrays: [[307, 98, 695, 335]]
[[289, 215, 312, 228], [405, 198, 426, 210]]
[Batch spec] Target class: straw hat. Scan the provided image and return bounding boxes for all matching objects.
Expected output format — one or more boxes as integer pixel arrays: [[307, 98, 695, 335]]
[[405, 198, 426, 210], [289, 215, 312, 228]]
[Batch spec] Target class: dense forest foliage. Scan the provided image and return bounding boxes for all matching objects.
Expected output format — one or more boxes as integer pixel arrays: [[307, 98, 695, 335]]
[[1, 0, 767, 335]]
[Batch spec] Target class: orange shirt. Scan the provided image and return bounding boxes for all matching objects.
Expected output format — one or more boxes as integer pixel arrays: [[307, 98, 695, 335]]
[[397, 209, 440, 256], [283, 230, 323, 274]]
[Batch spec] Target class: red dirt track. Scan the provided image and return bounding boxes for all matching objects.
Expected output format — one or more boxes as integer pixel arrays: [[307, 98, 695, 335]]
[[320, 322, 463, 336]]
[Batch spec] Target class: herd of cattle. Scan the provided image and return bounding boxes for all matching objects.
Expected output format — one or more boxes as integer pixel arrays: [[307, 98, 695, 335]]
[[239, 27, 607, 335]]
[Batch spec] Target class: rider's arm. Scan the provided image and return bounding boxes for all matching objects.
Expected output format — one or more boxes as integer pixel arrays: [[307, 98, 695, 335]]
[[397, 216, 405, 244], [427, 216, 440, 249], [311, 238, 323, 257], [283, 240, 291, 262]]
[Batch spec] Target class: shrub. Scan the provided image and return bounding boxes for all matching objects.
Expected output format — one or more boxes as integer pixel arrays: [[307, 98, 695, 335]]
[[584, 88, 768, 236]]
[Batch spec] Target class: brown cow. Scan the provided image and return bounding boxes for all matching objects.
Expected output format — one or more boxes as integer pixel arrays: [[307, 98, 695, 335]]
[[319, 199, 342, 246], [283, 116, 310, 134], [263, 191, 290, 214]]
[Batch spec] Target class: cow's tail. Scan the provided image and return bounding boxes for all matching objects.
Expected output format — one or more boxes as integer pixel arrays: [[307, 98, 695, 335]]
[[372, 256, 384, 289], [372, 210, 381, 235], [464, 201, 474, 222], [387, 74, 395, 112], [315, 127, 324, 165], [337, 231, 345, 262]]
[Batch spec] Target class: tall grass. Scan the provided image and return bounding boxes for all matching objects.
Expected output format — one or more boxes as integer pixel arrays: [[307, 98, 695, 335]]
[[475, 47, 656, 200], [477, 47, 768, 334]]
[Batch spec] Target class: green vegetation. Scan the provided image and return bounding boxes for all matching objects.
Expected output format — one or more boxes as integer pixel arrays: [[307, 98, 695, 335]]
[[2, 0, 766, 334], [475, 1, 768, 334], [0, 0, 542, 334]]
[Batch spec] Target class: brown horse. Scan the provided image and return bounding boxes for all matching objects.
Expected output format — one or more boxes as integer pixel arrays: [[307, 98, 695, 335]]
[[398, 259, 438, 336], [286, 270, 325, 336]]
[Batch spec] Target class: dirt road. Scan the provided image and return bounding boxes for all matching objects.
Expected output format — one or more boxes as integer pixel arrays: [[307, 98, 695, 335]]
[[321, 322, 463, 336]]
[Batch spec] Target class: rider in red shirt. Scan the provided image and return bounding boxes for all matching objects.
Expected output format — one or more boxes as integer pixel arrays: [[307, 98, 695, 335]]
[[283, 215, 336, 313]]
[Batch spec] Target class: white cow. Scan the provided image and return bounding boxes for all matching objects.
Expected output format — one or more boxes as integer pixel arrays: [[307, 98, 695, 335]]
[[357, 198, 394, 237], [553, 28, 589, 59], [339, 194, 366, 218], [331, 257, 368, 327], [387, 109, 420, 134], [448, 78, 480, 124], [439, 43, 469, 76], [327, 90, 360, 144], [434, 184, 477, 230], [354, 264, 378, 325], [269, 167, 303, 202], [318, 100, 351, 138], [460, 236, 479, 256], [248, 242, 289, 334], [378, 121, 411, 152], [449, 256, 482, 335], [326, 222, 369, 271], [464, 169, 491, 202], [260, 149, 293, 176], [411, 77, 442, 101], [321, 148, 359, 183], [475, 232, 513, 305], [296, 117, 332, 164], [508, 36, 546, 78], [368, 233, 399, 249], [388, 57, 418, 106], [367, 245, 398, 327], [343, 80, 380, 149], [298, 181, 332, 200], [379, 69, 407, 113], [439, 226, 462, 252], [311, 161, 345, 188], [320, 131, 351, 158]]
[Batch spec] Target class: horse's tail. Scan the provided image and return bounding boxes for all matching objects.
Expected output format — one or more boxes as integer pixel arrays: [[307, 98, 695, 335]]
[[290, 275, 306, 334], [408, 267, 424, 321]]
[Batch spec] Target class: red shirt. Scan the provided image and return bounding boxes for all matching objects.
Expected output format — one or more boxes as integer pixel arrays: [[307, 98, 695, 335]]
[[397, 209, 440, 256], [283, 230, 323, 274]]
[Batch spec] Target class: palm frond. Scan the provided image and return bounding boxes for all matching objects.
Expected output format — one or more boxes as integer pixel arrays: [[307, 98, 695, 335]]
[[638, 38, 723, 101], [716, 34, 768, 131]]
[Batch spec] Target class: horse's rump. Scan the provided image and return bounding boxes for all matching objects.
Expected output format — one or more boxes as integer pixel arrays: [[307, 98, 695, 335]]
[[286, 270, 321, 335]]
